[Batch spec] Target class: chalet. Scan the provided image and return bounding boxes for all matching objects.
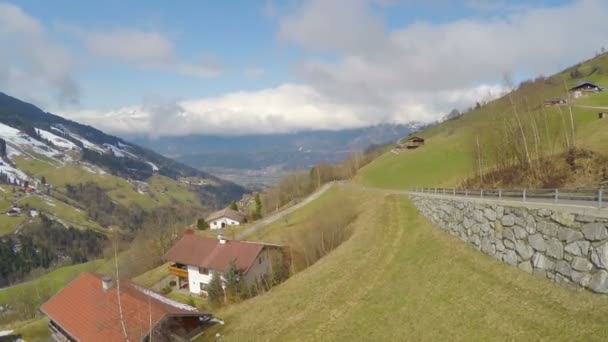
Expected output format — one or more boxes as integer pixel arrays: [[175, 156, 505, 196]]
[[205, 208, 245, 230], [40, 272, 213, 342], [599, 112, 608, 119], [6, 207, 21, 217], [543, 98, 567, 107], [163, 234, 283, 296], [402, 136, 425, 149], [569, 81, 604, 98]]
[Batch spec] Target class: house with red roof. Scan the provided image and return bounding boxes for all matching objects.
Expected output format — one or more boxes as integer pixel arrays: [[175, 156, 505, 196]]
[[163, 234, 282, 295], [40, 272, 213, 342]]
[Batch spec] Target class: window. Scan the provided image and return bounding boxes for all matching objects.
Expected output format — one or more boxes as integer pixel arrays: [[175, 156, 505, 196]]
[[200, 283, 206, 291], [258, 256, 262, 264], [199, 267, 209, 275]]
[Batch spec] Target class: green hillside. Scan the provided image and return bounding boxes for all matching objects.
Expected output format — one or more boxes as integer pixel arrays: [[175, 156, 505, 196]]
[[198, 187, 608, 341], [357, 54, 608, 189]]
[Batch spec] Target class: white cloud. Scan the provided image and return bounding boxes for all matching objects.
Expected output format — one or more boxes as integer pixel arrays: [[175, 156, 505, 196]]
[[67, 27, 223, 78], [60, 82, 503, 136], [82, 29, 175, 65], [0, 2, 80, 105]]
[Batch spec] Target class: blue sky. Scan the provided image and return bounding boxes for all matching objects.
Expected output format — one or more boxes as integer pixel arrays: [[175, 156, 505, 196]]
[[1, 0, 605, 136]]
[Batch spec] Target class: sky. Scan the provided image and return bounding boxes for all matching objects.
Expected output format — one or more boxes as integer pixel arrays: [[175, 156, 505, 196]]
[[1, 0, 607, 136]]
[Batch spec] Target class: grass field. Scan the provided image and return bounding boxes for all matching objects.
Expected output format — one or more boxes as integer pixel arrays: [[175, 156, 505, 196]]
[[201, 188, 608, 341]]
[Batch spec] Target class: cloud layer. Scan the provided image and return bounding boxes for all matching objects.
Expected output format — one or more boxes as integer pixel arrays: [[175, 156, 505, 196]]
[[5, 1, 608, 136], [64, 0, 608, 136], [67, 27, 223, 78], [0, 2, 80, 105]]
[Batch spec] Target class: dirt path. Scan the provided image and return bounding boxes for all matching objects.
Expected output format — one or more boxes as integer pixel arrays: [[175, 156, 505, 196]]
[[236, 181, 337, 240]]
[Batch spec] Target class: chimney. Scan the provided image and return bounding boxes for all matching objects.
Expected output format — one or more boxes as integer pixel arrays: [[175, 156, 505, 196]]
[[102, 276, 113, 291], [218, 235, 227, 244]]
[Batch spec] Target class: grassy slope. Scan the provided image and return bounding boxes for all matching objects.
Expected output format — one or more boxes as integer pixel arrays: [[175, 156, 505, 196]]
[[356, 54, 608, 189], [203, 188, 608, 341]]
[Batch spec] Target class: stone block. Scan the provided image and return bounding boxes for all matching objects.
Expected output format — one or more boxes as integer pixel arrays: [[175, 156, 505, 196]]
[[581, 223, 608, 241], [546, 238, 564, 260], [537, 221, 558, 237], [591, 243, 608, 270], [503, 249, 518, 266], [515, 240, 534, 260], [502, 215, 515, 227], [518, 261, 533, 273], [564, 241, 590, 257], [557, 228, 583, 243], [589, 271, 608, 293], [532, 252, 554, 270], [528, 234, 546, 252], [571, 257, 593, 272], [555, 260, 572, 277], [551, 211, 575, 227]]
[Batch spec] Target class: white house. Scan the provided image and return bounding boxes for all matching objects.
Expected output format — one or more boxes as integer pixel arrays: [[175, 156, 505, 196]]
[[163, 234, 283, 295], [205, 208, 245, 230]]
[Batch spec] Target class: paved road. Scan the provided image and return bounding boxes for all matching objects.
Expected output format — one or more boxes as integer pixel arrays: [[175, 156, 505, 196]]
[[572, 105, 608, 110], [339, 183, 607, 210], [236, 181, 605, 240], [236, 181, 337, 240]]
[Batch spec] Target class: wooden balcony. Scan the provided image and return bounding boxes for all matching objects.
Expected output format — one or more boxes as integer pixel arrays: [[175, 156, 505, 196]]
[[168, 264, 188, 278]]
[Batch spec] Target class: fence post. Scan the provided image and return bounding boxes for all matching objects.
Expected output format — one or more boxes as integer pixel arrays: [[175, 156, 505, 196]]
[[465, 189, 468, 197], [599, 189, 603, 209], [499, 189, 502, 200], [555, 189, 559, 204], [523, 189, 527, 202], [480, 189, 484, 199], [453, 188, 456, 197], [435, 188, 437, 194]]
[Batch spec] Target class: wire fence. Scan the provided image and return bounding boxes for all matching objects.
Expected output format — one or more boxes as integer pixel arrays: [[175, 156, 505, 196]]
[[411, 188, 605, 209]]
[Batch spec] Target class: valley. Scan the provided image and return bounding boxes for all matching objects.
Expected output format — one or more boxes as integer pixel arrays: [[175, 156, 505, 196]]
[[2, 2, 608, 340]]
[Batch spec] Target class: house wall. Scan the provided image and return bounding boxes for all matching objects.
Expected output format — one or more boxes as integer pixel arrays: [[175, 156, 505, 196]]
[[243, 249, 279, 285], [186, 265, 214, 294], [209, 217, 241, 230]]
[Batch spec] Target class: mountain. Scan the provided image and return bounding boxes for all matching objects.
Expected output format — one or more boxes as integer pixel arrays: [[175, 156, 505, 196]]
[[127, 124, 416, 188], [0, 91, 246, 236]]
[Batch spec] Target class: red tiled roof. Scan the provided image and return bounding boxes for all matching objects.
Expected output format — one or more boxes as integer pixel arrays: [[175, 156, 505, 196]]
[[163, 235, 275, 273], [40, 272, 204, 342], [205, 208, 245, 223]]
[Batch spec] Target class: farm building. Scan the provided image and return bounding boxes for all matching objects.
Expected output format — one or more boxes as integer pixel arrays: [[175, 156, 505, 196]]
[[402, 136, 425, 149], [569, 81, 603, 98], [543, 98, 566, 107], [599, 112, 608, 119]]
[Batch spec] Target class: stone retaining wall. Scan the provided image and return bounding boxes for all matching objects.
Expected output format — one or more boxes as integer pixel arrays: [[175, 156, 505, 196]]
[[410, 195, 608, 293]]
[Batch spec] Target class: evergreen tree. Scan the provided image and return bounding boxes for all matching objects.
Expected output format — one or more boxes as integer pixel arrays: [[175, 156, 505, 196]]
[[41, 176, 46, 185], [224, 260, 241, 302], [0, 138, 6, 157], [229, 201, 238, 211], [253, 193, 262, 219], [197, 218, 208, 230], [207, 272, 224, 307]]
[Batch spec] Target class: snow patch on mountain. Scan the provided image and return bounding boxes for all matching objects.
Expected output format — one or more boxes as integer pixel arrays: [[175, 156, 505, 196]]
[[146, 161, 159, 172], [38, 129, 79, 151]]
